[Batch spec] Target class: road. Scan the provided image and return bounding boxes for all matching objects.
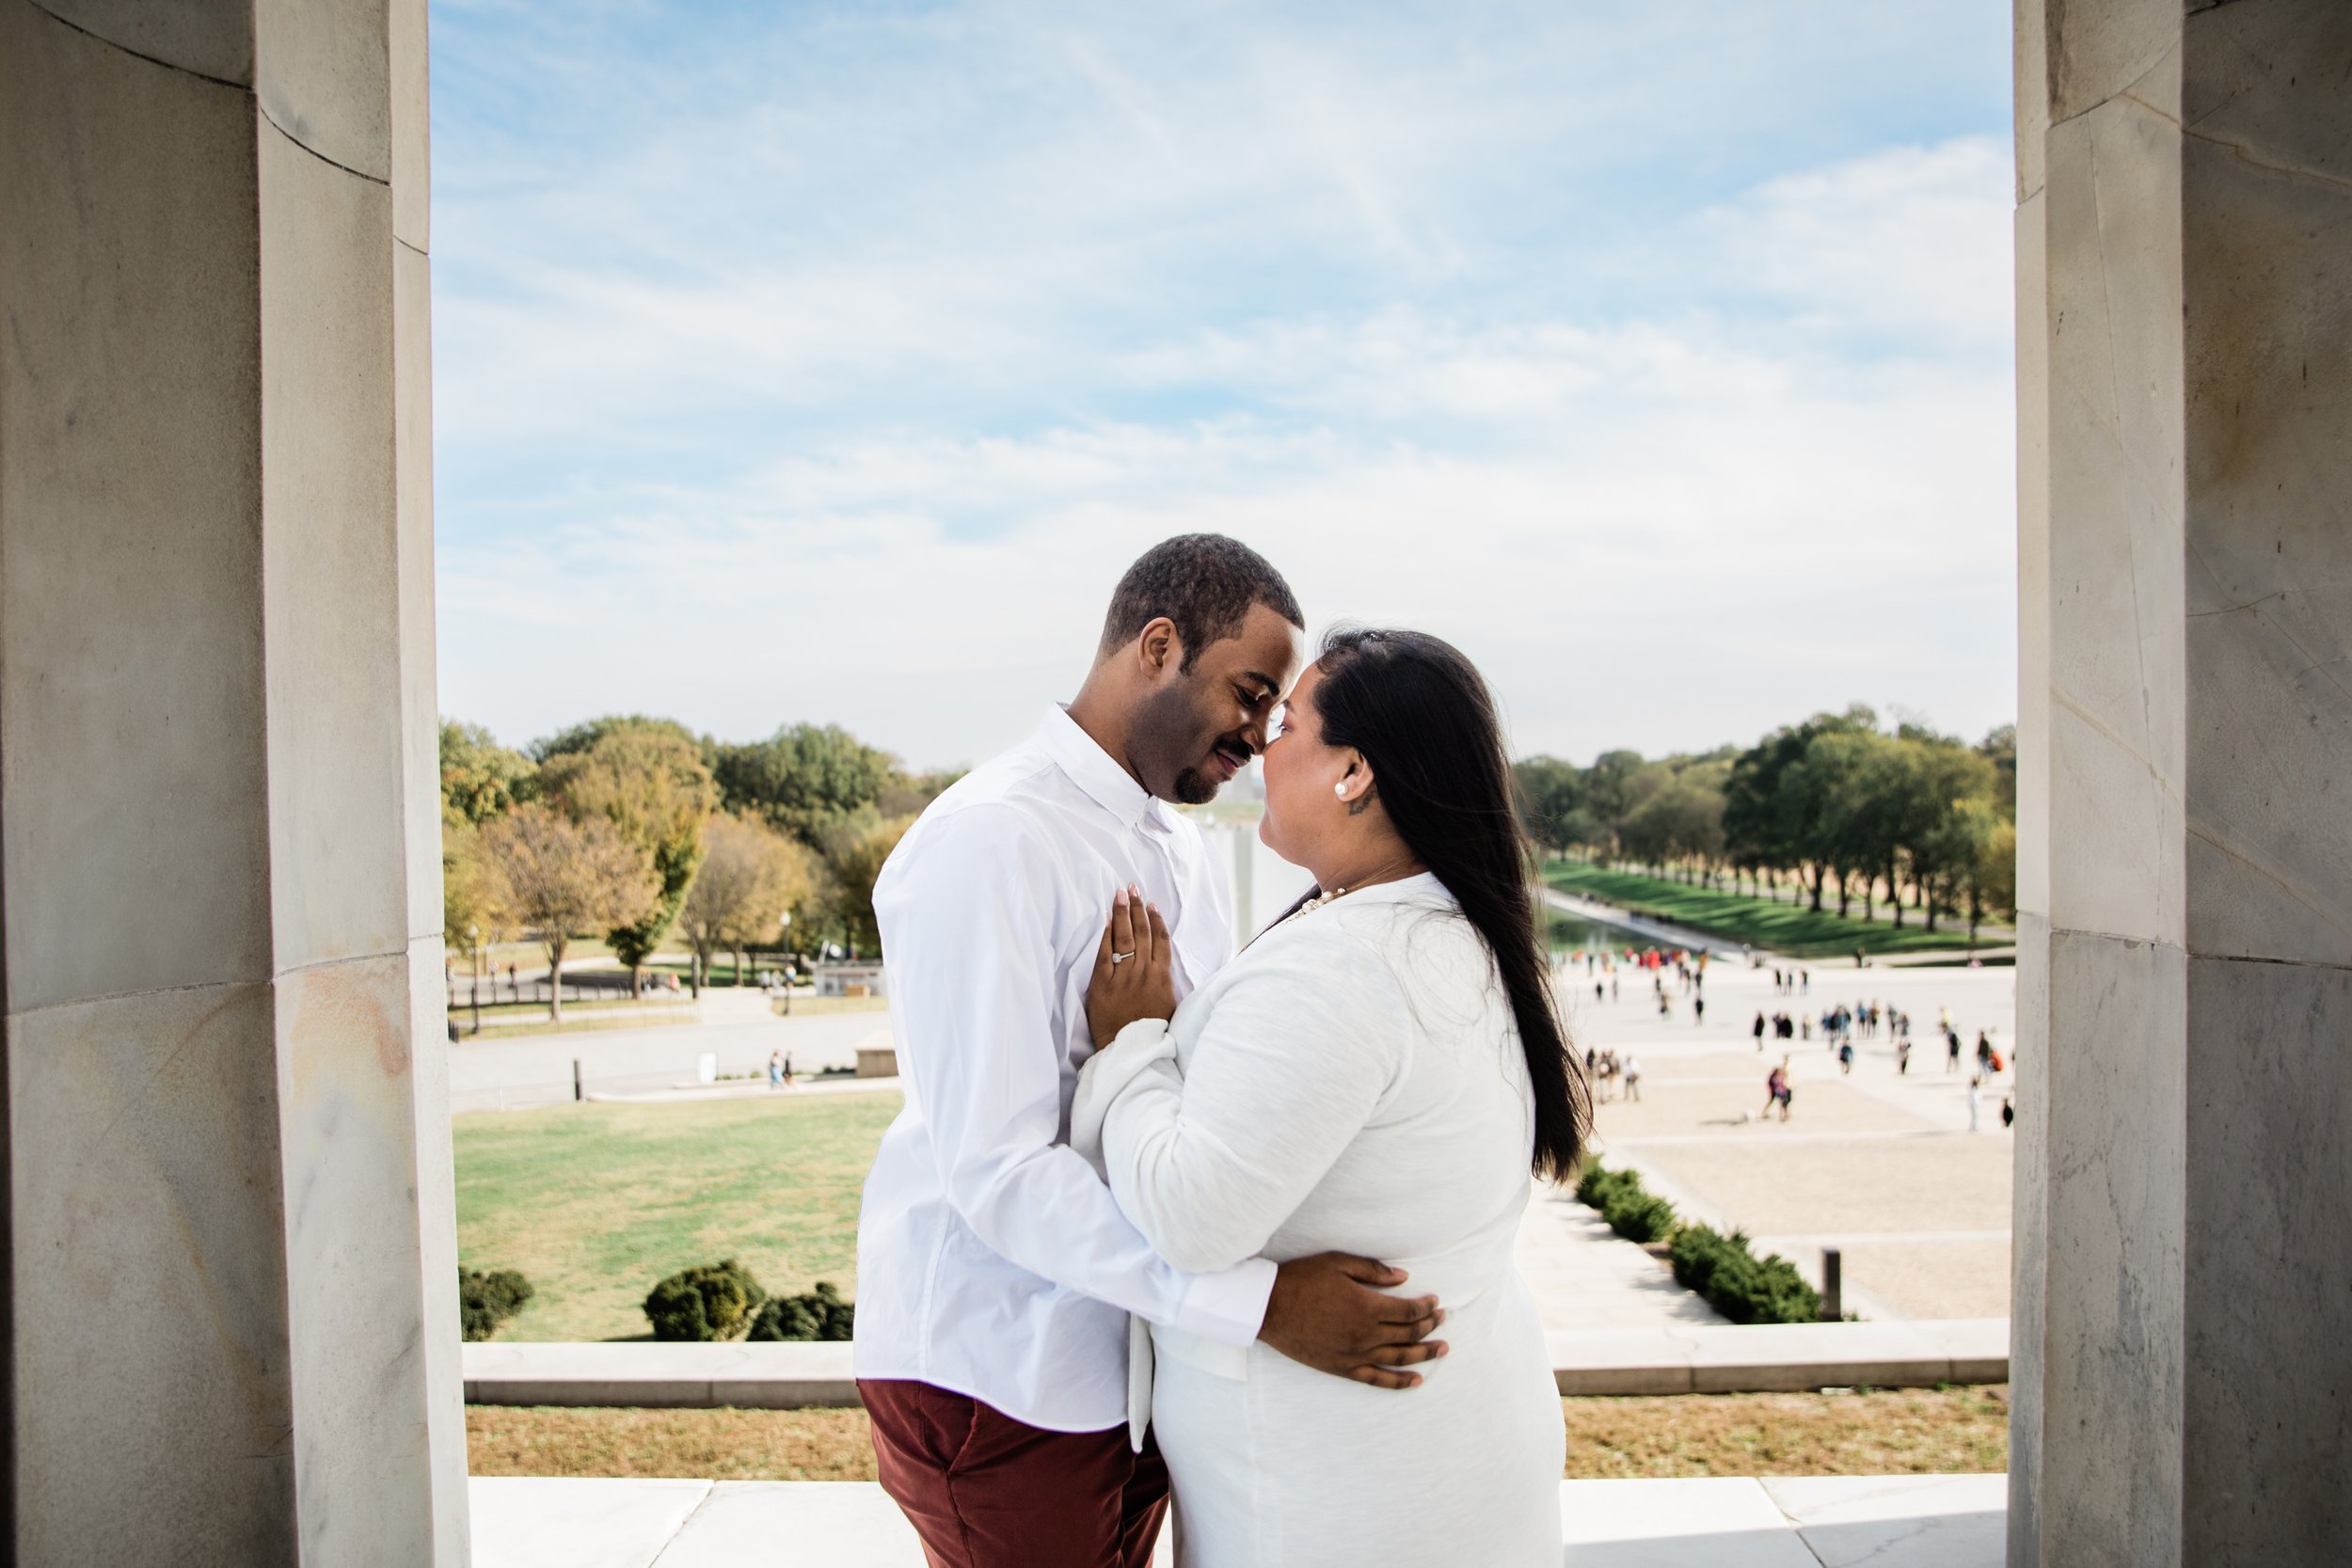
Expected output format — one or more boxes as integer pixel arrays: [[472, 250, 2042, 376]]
[[446, 1002, 894, 1112]]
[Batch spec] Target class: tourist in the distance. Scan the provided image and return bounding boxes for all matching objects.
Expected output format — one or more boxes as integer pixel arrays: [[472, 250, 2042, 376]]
[[854, 539, 1447, 1568], [1076, 627, 1582, 1566]]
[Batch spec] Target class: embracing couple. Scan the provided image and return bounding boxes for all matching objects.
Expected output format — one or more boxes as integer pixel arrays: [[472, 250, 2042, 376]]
[[853, 534, 1588, 1567]]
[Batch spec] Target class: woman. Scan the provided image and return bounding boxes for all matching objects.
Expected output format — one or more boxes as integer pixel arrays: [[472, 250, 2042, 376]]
[[1073, 627, 1586, 1567]]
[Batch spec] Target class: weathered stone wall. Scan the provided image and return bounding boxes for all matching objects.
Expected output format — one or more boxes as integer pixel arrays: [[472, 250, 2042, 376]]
[[0, 0, 465, 1560], [2012, 3, 2352, 1563]]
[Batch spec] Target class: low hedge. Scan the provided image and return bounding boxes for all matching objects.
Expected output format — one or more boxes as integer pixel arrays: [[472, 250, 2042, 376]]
[[748, 1280, 855, 1342], [1573, 1162, 1823, 1323], [644, 1259, 768, 1341], [460, 1267, 533, 1341], [644, 1260, 860, 1342], [1576, 1162, 1677, 1243], [1668, 1224, 1821, 1324]]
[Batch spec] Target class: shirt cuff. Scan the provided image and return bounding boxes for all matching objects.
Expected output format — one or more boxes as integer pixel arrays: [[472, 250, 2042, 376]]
[[1170, 1255, 1279, 1347], [1070, 1018, 1176, 1162]]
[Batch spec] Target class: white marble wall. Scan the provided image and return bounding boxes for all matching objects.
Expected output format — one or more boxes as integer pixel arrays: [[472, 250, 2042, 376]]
[[2012, 3, 2352, 1563], [0, 0, 466, 1560]]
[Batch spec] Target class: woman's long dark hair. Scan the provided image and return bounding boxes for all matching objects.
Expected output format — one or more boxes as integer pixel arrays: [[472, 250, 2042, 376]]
[[1295, 626, 1590, 1180]]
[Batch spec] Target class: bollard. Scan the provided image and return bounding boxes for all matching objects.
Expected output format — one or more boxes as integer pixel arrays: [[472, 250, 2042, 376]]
[[573, 1058, 583, 1102], [1820, 1246, 1843, 1321]]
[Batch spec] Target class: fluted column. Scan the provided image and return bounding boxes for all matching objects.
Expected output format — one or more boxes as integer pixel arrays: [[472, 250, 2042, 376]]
[[2011, 3, 2352, 1564], [0, 0, 464, 1560]]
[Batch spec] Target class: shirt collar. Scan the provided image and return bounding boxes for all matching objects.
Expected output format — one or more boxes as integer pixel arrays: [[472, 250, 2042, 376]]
[[1033, 705, 1177, 833]]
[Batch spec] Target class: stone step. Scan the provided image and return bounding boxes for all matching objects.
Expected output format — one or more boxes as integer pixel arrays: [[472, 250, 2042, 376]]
[[462, 1318, 2008, 1408], [468, 1473, 2008, 1567]]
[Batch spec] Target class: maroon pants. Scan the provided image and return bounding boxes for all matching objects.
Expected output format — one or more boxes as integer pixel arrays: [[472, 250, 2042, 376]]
[[861, 1379, 1168, 1568]]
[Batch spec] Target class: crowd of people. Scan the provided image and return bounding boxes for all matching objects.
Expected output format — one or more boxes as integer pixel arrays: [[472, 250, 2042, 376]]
[[1555, 939, 2019, 1132]]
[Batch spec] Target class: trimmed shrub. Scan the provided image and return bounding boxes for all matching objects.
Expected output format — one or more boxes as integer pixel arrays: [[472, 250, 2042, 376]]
[[1576, 1161, 1679, 1243], [1578, 1164, 1822, 1322], [460, 1267, 533, 1342], [1575, 1161, 1629, 1207], [748, 1281, 856, 1342], [644, 1259, 768, 1341], [1669, 1224, 1822, 1324], [1603, 1187, 1678, 1243]]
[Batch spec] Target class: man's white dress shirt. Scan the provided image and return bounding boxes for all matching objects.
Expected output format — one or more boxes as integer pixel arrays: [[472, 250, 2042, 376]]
[[851, 707, 1279, 1433]]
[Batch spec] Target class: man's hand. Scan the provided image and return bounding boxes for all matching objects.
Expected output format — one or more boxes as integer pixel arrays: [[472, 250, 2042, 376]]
[[1258, 1252, 1447, 1390]]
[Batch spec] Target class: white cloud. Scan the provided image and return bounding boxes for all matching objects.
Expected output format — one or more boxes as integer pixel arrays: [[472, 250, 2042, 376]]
[[429, 4, 2016, 767], [439, 301, 2013, 767]]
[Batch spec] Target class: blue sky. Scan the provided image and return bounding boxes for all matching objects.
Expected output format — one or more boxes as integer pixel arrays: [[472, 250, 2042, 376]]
[[431, 1, 2016, 770]]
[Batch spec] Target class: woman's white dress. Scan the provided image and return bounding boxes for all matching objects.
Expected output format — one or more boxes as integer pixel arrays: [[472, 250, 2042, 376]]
[[1073, 874, 1564, 1567]]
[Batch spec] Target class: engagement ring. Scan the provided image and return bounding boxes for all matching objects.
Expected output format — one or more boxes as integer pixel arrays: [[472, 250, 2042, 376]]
[[1110, 950, 1136, 964]]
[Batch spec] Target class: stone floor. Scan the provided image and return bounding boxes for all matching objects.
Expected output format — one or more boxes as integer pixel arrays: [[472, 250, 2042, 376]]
[[1563, 958, 2018, 1320], [469, 1474, 2006, 1566]]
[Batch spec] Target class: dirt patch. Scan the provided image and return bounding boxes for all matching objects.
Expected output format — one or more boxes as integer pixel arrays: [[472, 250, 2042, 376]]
[[468, 1386, 2009, 1481]]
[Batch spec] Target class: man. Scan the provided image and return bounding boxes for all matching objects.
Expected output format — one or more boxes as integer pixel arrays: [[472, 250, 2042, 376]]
[[854, 535, 1447, 1568]]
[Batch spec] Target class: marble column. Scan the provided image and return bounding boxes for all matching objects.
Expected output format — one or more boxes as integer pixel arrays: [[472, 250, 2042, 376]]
[[2011, 2, 2352, 1564], [0, 0, 465, 1561]]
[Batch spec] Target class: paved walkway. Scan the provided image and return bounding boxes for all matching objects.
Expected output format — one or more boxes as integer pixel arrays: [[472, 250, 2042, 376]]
[[1516, 1178, 1728, 1330], [1562, 958, 2018, 1320], [469, 1474, 2005, 1567], [447, 1008, 892, 1112]]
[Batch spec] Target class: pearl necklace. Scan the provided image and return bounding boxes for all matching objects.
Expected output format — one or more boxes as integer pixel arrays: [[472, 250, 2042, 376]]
[[1291, 885, 1350, 919], [1287, 863, 1421, 925]]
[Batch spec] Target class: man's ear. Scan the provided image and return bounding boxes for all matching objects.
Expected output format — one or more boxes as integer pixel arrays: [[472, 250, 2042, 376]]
[[1137, 616, 1182, 677]]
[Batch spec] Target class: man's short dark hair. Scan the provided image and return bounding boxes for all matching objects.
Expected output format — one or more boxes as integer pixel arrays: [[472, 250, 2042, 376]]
[[1097, 534, 1305, 673]]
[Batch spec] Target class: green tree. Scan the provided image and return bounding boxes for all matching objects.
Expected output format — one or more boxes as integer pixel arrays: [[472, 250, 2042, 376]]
[[1620, 764, 1727, 883], [1791, 729, 1881, 918], [678, 813, 817, 991], [1512, 756, 1583, 860], [824, 814, 916, 956], [481, 803, 659, 1021], [541, 730, 720, 994], [441, 818, 512, 960], [876, 768, 964, 819], [1826, 731, 1933, 924], [1963, 811, 2018, 941], [1725, 705, 1877, 911], [529, 713, 702, 764], [439, 721, 536, 825], [1580, 750, 1646, 858], [1977, 723, 2018, 816], [714, 723, 899, 846], [1908, 748, 2001, 932]]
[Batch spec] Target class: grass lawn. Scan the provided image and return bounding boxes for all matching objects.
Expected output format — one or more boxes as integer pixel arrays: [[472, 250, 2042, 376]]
[[467, 1386, 2009, 1481], [1546, 862, 2010, 960], [455, 1091, 902, 1341]]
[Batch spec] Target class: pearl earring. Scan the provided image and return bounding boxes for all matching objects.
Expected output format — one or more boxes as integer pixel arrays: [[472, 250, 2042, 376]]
[[1334, 783, 1348, 799]]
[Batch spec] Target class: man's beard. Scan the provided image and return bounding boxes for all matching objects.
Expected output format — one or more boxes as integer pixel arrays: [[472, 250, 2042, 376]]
[[1134, 680, 1231, 805], [1169, 766, 1220, 806]]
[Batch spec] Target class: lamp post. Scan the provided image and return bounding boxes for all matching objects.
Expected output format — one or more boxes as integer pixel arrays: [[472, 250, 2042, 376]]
[[468, 924, 482, 1036], [776, 911, 792, 1014]]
